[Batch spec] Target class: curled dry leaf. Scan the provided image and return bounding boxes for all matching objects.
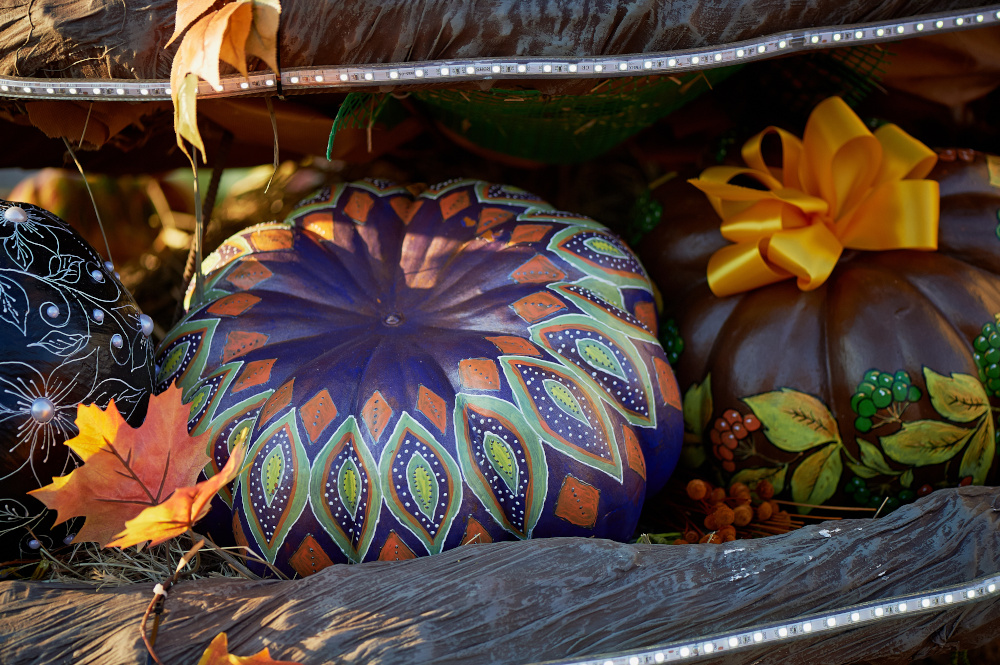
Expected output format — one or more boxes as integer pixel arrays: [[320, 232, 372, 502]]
[[170, 0, 281, 159], [197, 632, 303, 665], [107, 437, 247, 549], [29, 384, 211, 547]]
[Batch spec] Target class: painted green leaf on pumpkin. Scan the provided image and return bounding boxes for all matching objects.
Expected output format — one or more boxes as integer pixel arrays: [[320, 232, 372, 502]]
[[156, 341, 189, 386], [261, 445, 285, 506], [900, 468, 914, 489], [880, 420, 974, 466], [790, 443, 842, 510], [543, 379, 589, 426], [338, 458, 361, 515], [743, 388, 840, 452], [731, 465, 788, 495], [845, 462, 880, 479], [857, 438, 898, 476], [406, 453, 439, 519], [924, 368, 989, 423], [683, 375, 713, 438], [960, 414, 995, 485], [484, 432, 519, 493]]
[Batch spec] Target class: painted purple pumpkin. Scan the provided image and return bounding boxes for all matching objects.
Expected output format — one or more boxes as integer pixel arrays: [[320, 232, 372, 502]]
[[156, 179, 682, 576]]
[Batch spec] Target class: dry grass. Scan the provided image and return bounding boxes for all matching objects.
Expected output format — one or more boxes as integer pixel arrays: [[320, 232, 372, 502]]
[[13, 536, 256, 587]]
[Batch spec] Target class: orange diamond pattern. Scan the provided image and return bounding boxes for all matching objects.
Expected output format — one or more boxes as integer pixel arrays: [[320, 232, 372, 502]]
[[250, 228, 294, 252], [653, 357, 682, 409], [362, 390, 392, 441], [554, 475, 600, 528], [509, 224, 552, 245], [301, 389, 338, 443], [303, 211, 335, 242], [510, 254, 567, 284], [225, 259, 273, 290], [461, 517, 493, 545], [634, 301, 658, 336], [207, 293, 261, 318], [485, 335, 540, 356], [222, 331, 269, 362], [260, 379, 294, 426], [439, 190, 470, 219], [231, 358, 276, 393], [476, 207, 514, 234], [378, 531, 416, 561], [417, 386, 448, 433], [510, 291, 567, 323], [344, 191, 374, 223], [289, 534, 335, 577], [390, 197, 423, 225], [459, 358, 500, 390], [621, 425, 647, 480]]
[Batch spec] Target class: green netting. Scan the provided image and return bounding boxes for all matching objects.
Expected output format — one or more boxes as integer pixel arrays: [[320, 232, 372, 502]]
[[412, 68, 741, 164]]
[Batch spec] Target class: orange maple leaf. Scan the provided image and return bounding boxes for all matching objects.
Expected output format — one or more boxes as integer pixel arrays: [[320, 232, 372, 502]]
[[108, 436, 246, 548], [29, 384, 211, 547], [197, 632, 302, 665]]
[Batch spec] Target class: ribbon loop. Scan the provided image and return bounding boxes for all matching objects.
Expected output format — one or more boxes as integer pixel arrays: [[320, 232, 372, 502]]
[[689, 96, 940, 298]]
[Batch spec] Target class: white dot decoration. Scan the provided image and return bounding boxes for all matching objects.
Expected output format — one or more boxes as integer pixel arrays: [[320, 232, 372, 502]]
[[289, 76, 299, 83], [111, 334, 124, 349], [644, 60, 652, 69], [69, 87, 78, 93], [618, 62, 627, 71], [833, 33, 841, 41], [594, 64, 603, 72], [703, 642, 714, 653], [4, 206, 27, 223], [629, 658, 639, 665], [810, 35, 819, 43], [0, 85, 8, 91], [737, 48, 745, 56], [851, 612, 860, 622], [140, 88, 149, 95], [93, 87, 101, 94], [340, 73, 349, 81], [921, 598, 931, 608], [46, 304, 59, 319], [668, 58, 677, 66], [545, 64, 554, 72], [91, 269, 104, 282], [414, 69, 424, 77], [778, 627, 788, 637], [22, 87, 31, 93], [240, 82, 250, 89], [917, 23, 924, 30], [875, 607, 884, 617], [753, 632, 763, 642], [690, 56, 699, 64], [976, 14, 984, 22], [491, 65, 501, 73], [936, 20, 944, 27], [945, 594, 954, 603], [364, 72, 373, 80], [897, 602, 907, 612], [466, 66, 475, 74], [93, 308, 105, 323], [265, 79, 274, 85], [679, 647, 690, 657], [104, 260, 114, 272], [758, 45, 766, 53], [439, 67, 449, 76], [728, 637, 739, 647], [778, 40, 787, 48], [855, 30, 864, 38], [117, 88, 125, 94], [568, 64, 578, 72], [315, 75, 324, 82], [803, 622, 812, 632], [876, 28, 884, 36], [714, 53, 722, 61], [389, 71, 398, 79], [955, 17, 964, 25], [140, 313, 154, 337], [655, 654, 664, 663], [46, 87, 54, 93], [990, 584, 997, 593], [896, 25, 904, 33], [517, 64, 527, 73], [30, 397, 55, 424], [826, 617, 837, 627], [967, 589, 976, 599]]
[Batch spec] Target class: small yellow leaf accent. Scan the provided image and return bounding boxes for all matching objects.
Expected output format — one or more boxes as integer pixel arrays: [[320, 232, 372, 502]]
[[743, 388, 840, 452], [923, 368, 988, 423]]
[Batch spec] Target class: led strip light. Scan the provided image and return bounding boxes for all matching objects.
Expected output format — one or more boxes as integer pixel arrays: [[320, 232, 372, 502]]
[[541, 572, 1000, 665], [0, 4, 998, 101]]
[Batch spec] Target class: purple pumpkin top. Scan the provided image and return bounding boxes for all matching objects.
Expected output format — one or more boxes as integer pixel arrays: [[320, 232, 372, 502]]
[[156, 179, 682, 576]]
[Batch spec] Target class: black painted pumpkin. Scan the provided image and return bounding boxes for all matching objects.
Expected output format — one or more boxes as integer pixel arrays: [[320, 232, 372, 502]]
[[0, 201, 154, 559], [643, 149, 1000, 510], [156, 179, 683, 577]]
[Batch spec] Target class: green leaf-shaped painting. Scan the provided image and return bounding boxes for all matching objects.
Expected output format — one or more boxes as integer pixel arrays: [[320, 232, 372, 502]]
[[744, 388, 840, 452]]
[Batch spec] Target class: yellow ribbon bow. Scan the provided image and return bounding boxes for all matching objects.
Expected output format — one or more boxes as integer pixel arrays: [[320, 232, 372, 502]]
[[689, 96, 940, 297]]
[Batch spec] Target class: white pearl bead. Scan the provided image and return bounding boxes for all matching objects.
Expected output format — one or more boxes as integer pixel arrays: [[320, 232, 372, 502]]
[[111, 333, 124, 349], [92, 308, 104, 323], [30, 397, 55, 423], [139, 314, 154, 337], [3, 206, 27, 223]]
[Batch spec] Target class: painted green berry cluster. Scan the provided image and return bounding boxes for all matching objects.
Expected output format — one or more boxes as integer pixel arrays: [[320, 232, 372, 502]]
[[660, 318, 684, 365], [844, 476, 920, 512], [849, 369, 922, 433], [972, 320, 1000, 397]]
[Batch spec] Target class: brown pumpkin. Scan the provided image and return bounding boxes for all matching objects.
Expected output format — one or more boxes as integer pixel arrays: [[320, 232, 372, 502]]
[[642, 149, 1000, 511]]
